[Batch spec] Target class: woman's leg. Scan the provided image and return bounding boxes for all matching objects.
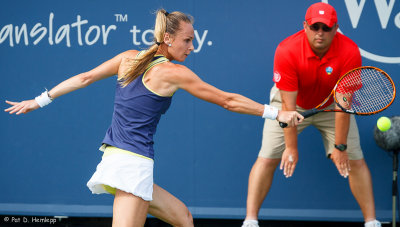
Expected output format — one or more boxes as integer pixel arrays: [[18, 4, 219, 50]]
[[112, 189, 150, 227], [148, 184, 193, 227]]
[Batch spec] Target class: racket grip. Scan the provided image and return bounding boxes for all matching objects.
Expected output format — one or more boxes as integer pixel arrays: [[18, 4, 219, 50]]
[[279, 109, 318, 128], [301, 108, 319, 118]]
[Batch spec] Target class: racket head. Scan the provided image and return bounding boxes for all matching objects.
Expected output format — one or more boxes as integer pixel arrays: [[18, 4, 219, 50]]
[[333, 66, 396, 115]]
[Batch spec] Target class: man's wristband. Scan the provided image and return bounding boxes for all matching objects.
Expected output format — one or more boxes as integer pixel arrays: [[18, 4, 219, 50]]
[[34, 89, 53, 108], [262, 104, 278, 120]]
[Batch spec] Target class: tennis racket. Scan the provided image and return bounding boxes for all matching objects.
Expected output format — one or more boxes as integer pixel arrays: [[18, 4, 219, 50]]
[[279, 66, 396, 128]]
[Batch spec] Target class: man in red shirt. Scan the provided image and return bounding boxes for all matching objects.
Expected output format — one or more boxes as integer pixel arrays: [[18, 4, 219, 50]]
[[242, 3, 381, 227]]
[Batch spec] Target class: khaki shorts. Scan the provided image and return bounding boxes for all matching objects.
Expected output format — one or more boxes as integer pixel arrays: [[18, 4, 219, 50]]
[[259, 85, 364, 160]]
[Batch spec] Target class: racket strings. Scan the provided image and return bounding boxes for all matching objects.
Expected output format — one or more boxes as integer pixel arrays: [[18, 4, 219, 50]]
[[335, 68, 395, 114], [353, 69, 393, 112]]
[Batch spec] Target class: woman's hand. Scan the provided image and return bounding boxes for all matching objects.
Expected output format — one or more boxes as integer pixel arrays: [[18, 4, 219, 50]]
[[4, 100, 40, 115], [276, 110, 303, 127]]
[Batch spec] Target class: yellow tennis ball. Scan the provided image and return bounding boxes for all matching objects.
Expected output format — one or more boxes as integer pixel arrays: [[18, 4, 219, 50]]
[[377, 116, 391, 132]]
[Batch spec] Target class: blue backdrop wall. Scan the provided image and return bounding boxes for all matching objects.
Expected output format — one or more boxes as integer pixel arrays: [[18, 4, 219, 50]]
[[1, 0, 399, 222]]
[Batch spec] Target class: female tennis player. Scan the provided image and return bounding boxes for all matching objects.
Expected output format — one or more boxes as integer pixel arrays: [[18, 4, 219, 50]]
[[5, 9, 303, 227]]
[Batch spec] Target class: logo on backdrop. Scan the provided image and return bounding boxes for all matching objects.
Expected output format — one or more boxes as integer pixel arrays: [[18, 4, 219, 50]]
[[322, 0, 400, 64], [0, 13, 212, 53]]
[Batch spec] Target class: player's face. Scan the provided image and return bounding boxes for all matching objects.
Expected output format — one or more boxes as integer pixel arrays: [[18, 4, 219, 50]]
[[167, 22, 195, 62], [304, 22, 338, 57]]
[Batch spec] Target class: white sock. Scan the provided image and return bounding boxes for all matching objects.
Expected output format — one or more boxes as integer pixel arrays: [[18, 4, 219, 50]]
[[365, 219, 381, 227], [243, 220, 258, 225]]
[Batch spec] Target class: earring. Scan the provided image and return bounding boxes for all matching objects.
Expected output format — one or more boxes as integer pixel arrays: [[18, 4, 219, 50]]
[[168, 43, 172, 47]]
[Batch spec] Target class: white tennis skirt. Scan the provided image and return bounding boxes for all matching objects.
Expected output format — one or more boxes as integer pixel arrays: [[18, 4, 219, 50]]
[[87, 145, 154, 201]]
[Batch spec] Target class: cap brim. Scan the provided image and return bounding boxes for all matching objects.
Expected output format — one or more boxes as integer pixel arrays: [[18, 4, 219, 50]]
[[307, 18, 335, 27]]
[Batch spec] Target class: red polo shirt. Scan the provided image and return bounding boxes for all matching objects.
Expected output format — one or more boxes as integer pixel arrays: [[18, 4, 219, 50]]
[[273, 30, 361, 109]]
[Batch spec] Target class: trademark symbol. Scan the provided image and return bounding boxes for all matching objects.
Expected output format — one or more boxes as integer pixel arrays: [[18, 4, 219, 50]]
[[114, 14, 128, 22]]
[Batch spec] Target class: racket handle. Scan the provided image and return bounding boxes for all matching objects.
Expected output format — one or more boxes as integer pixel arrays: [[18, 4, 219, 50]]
[[301, 108, 319, 118], [279, 109, 319, 128]]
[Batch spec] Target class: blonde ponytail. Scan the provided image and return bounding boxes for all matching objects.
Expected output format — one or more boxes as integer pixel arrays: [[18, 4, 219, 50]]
[[118, 9, 193, 87]]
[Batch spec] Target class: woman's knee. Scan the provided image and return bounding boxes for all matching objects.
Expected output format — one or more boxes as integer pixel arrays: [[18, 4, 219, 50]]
[[176, 208, 193, 227]]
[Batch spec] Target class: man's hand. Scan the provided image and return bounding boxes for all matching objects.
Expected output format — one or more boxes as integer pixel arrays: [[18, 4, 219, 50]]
[[280, 148, 298, 178], [330, 149, 351, 178]]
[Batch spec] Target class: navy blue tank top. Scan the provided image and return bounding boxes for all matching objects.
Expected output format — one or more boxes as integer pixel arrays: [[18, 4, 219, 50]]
[[102, 54, 172, 159]]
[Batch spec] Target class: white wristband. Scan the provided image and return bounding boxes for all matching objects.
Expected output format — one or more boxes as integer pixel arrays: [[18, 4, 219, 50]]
[[262, 104, 278, 120], [35, 90, 53, 108]]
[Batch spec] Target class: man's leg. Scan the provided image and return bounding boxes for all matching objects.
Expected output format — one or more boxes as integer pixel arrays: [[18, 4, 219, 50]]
[[317, 112, 379, 225], [348, 159, 376, 222], [245, 157, 281, 220]]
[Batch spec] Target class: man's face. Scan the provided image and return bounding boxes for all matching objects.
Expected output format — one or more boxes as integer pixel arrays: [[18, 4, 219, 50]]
[[303, 22, 338, 56]]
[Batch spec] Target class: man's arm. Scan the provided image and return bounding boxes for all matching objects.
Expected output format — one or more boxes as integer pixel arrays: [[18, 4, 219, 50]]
[[331, 107, 351, 178], [279, 90, 299, 177]]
